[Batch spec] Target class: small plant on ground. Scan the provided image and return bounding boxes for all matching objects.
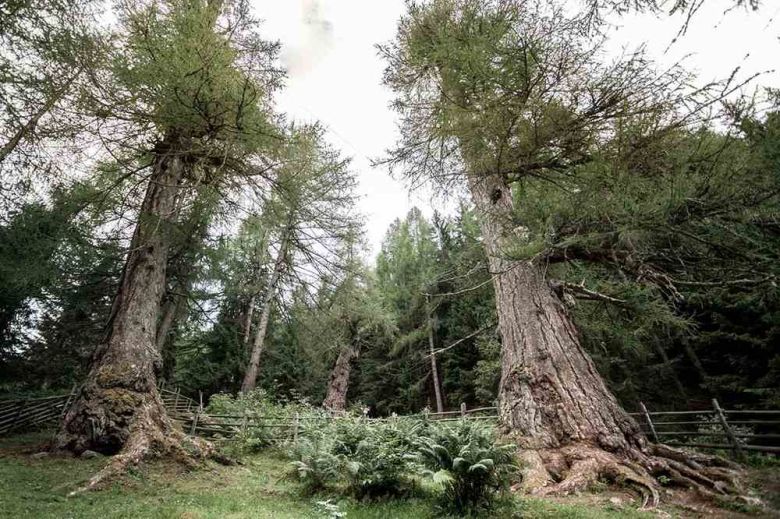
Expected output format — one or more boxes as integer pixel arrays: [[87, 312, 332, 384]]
[[411, 420, 518, 516], [288, 416, 423, 500], [313, 499, 347, 518]]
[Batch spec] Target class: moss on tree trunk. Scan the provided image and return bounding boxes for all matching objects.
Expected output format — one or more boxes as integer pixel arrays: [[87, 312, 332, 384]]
[[53, 136, 214, 492]]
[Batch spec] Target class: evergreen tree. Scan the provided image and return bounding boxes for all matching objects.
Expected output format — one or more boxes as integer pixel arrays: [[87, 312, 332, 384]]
[[239, 124, 359, 392], [51, 0, 282, 484], [381, 0, 745, 501]]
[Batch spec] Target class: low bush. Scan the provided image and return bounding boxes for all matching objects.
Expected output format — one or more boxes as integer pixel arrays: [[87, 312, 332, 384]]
[[287, 416, 518, 516], [410, 420, 518, 516], [206, 389, 328, 452], [339, 419, 418, 499], [289, 436, 342, 494], [290, 417, 421, 499]]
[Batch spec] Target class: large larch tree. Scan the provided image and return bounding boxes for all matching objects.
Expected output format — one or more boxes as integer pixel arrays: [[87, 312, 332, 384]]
[[381, 0, 744, 504], [53, 0, 281, 487]]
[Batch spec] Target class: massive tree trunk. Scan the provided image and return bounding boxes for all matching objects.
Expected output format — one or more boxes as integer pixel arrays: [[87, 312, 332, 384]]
[[53, 135, 212, 490], [323, 340, 359, 412], [467, 172, 743, 504], [240, 233, 289, 393]]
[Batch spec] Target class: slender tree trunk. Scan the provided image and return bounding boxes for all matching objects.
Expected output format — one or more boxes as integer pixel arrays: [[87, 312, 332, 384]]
[[156, 295, 181, 383], [240, 234, 288, 393], [241, 294, 256, 346], [156, 297, 179, 354], [53, 135, 198, 459], [682, 339, 709, 384], [0, 75, 76, 163], [156, 211, 211, 381], [652, 342, 688, 399], [427, 306, 445, 413], [323, 340, 359, 412]]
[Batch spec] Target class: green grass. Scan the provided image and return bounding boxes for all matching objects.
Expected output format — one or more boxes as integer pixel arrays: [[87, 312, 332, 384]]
[[0, 432, 655, 519]]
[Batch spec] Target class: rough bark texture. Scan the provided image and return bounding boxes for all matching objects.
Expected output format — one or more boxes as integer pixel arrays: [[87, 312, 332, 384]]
[[469, 172, 640, 450], [468, 172, 746, 505], [240, 234, 288, 393], [53, 135, 213, 490], [323, 341, 359, 412]]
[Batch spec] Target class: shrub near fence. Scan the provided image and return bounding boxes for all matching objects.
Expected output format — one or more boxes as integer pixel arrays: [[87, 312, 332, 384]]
[[2, 388, 779, 457]]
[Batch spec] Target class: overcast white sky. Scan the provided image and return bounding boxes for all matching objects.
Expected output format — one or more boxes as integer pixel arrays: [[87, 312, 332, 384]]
[[250, 0, 780, 256]]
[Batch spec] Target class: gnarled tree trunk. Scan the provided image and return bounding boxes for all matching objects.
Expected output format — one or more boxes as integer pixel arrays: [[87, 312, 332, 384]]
[[323, 340, 359, 412], [468, 172, 743, 505], [53, 135, 212, 490]]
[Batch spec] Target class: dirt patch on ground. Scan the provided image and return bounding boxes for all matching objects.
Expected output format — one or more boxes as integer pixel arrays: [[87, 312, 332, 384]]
[[541, 479, 779, 518]]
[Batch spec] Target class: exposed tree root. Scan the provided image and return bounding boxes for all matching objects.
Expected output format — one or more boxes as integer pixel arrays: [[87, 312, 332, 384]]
[[59, 396, 225, 496], [517, 441, 753, 509]]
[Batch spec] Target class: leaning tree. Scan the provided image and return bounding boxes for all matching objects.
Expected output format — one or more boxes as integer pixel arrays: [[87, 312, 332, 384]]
[[321, 242, 395, 412], [239, 125, 359, 393], [52, 0, 282, 487], [381, 0, 746, 504]]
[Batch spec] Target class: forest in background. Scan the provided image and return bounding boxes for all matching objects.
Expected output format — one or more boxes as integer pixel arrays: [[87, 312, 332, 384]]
[[3, 136, 779, 415], [0, 0, 779, 511], [0, 0, 778, 416]]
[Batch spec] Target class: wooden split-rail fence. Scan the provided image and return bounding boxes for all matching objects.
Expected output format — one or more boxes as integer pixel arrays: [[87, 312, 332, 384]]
[[2, 389, 778, 456], [0, 387, 193, 437], [167, 397, 780, 456]]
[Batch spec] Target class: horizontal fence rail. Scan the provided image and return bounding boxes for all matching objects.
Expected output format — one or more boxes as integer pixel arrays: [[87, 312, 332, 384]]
[[0, 389, 76, 436], [627, 399, 780, 456], [2, 388, 778, 456], [0, 386, 197, 437], [174, 399, 780, 456]]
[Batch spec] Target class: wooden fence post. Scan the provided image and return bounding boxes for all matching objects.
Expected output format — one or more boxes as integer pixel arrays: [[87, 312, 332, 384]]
[[190, 409, 200, 436], [198, 391, 204, 413], [241, 410, 248, 435], [460, 402, 467, 418], [712, 399, 743, 460], [173, 387, 180, 414], [640, 402, 659, 443], [61, 384, 77, 418], [293, 413, 300, 445]]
